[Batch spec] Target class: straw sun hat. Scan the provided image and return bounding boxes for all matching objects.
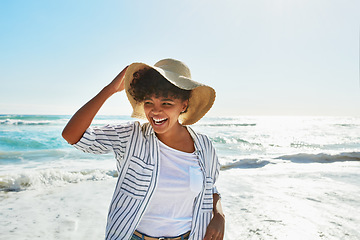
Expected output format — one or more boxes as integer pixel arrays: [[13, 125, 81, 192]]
[[124, 58, 215, 125]]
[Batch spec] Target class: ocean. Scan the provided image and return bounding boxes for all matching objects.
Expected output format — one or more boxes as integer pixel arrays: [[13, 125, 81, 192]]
[[1, 115, 360, 239]]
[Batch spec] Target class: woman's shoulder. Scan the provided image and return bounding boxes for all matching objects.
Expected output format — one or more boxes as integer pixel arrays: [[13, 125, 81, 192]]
[[186, 126, 213, 146], [92, 121, 143, 136], [98, 121, 136, 130], [109, 121, 152, 135]]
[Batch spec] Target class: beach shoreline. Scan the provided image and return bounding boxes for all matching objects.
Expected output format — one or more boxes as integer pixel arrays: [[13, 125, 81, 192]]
[[1, 161, 360, 240]]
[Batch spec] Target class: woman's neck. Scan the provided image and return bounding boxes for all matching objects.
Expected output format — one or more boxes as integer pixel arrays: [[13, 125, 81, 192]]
[[156, 124, 195, 153]]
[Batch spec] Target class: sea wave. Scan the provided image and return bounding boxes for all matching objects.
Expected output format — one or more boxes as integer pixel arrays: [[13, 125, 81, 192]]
[[0, 138, 49, 151], [333, 124, 359, 128], [0, 115, 68, 126], [221, 158, 271, 170], [0, 148, 112, 163], [276, 152, 360, 163], [0, 136, 66, 152], [0, 168, 118, 192], [199, 123, 256, 127], [0, 115, 133, 126], [211, 136, 251, 144], [220, 152, 360, 170], [210, 136, 263, 147], [0, 119, 53, 125]]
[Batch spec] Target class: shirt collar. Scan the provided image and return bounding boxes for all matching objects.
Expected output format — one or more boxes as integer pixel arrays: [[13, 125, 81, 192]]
[[185, 125, 203, 154], [143, 122, 155, 137], [143, 123, 203, 153]]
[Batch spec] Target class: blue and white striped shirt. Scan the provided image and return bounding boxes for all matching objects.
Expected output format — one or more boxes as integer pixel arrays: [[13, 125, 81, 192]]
[[74, 121, 220, 240]]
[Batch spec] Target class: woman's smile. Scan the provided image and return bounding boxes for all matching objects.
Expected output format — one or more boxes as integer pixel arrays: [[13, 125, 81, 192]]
[[152, 117, 168, 125]]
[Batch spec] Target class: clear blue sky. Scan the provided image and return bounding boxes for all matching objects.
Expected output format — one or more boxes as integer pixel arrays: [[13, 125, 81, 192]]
[[1, 0, 359, 116]]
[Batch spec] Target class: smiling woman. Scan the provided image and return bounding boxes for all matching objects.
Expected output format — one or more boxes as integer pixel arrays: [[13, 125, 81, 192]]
[[62, 58, 224, 240]]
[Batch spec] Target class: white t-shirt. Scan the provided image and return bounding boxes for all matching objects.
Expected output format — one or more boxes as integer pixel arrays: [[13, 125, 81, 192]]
[[136, 139, 203, 237]]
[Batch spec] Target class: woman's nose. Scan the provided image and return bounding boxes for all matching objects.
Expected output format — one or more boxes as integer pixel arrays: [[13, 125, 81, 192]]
[[151, 104, 162, 114]]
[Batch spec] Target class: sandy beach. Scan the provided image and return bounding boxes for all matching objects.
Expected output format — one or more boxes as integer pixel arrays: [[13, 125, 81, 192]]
[[1, 161, 360, 240], [0, 179, 115, 240]]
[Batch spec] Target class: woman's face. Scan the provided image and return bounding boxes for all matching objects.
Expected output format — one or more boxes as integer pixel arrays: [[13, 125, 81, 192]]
[[143, 95, 188, 136]]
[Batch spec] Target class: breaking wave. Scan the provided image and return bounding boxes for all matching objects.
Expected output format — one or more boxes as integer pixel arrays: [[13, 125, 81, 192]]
[[276, 152, 360, 163], [199, 123, 256, 127], [220, 152, 360, 170], [0, 168, 118, 192], [221, 158, 271, 170]]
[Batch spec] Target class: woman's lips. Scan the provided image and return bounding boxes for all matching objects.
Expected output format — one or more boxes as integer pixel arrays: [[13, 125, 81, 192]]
[[152, 117, 168, 125]]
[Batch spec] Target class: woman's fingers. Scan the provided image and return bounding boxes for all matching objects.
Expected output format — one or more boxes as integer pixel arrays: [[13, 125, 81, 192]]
[[108, 65, 128, 93]]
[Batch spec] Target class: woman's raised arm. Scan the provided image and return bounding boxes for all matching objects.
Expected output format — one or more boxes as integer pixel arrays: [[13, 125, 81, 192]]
[[62, 66, 128, 144]]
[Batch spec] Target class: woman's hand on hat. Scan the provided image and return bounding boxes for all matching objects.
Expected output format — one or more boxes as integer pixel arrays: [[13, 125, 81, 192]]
[[107, 66, 128, 94]]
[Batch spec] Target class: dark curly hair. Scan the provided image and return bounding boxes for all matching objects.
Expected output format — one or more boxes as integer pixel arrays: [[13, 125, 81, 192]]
[[128, 68, 191, 102]]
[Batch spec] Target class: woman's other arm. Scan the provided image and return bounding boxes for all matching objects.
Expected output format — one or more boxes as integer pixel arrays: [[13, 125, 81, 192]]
[[62, 66, 128, 144], [203, 193, 225, 240]]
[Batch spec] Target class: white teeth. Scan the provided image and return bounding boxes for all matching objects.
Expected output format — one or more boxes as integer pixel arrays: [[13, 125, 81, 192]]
[[154, 118, 166, 122], [152, 118, 167, 124]]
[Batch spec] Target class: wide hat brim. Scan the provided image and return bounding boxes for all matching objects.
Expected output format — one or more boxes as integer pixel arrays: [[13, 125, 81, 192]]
[[124, 60, 215, 125]]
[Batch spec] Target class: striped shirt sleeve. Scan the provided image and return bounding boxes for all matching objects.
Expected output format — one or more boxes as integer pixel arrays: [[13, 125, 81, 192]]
[[73, 122, 134, 157]]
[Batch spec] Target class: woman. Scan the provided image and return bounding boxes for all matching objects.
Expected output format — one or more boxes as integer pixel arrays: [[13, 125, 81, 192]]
[[62, 59, 225, 240]]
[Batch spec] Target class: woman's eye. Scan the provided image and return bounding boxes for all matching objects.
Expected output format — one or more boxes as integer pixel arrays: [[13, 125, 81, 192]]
[[163, 102, 172, 106], [144, 101, 153, 105]]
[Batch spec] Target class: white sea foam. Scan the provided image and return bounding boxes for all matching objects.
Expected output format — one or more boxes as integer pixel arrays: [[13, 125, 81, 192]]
[[0, 119, 53, 125], [0, 168, 118, 192], [219, 162, 360, 240]]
